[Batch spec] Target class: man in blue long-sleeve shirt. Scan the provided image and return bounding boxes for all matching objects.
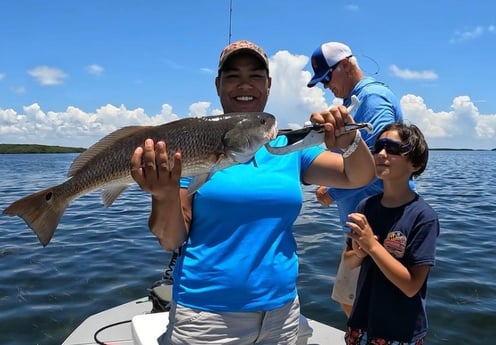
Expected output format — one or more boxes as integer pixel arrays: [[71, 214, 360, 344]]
[[307, 41, 413, 317]]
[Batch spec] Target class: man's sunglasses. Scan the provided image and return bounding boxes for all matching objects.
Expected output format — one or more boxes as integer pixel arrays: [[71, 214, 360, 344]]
[[321, 63, 340, 85], [320, 56, 352, 85], [320, 60, 343, 85], [373, 138, 411, 155], [321, 69, 335, 85]]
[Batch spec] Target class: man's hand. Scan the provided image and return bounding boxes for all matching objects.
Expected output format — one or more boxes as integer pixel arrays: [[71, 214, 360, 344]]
[[315, 185, 334, 207], [309, 105, 357, 150]]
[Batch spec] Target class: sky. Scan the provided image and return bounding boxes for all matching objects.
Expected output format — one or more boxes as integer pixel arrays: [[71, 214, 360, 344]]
[[1, 0, 495, 150]]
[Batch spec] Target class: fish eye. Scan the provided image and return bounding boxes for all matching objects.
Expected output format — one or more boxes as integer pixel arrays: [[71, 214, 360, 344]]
[[260, 118, 266, 125]]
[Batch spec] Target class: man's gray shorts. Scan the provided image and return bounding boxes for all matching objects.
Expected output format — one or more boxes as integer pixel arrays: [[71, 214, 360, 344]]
[[331, 252, 360, 306]]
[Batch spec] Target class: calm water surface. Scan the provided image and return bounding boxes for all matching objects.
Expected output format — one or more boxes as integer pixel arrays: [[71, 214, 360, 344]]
[[0, 151, 494, 344]]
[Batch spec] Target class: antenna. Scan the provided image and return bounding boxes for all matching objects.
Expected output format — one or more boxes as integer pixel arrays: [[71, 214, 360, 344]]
[[228, 0, 233, 44]]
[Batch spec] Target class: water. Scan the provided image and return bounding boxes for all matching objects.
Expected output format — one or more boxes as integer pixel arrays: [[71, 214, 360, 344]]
[[0, 151, 494, 344]]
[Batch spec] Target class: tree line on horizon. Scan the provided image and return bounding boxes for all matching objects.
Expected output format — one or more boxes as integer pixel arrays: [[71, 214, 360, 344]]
[[0, 144, 86, 154], [0, 143, 494, 154]]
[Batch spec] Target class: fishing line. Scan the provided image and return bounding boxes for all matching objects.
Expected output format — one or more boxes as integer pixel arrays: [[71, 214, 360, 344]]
[[358, 53, 380, 76], [93, 319, 131, 345]]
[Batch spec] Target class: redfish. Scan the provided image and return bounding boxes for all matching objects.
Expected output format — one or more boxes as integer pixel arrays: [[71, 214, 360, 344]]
[[4, 112, 277, 246]]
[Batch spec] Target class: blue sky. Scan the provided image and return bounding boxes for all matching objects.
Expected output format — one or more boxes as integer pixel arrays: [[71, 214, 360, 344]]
[[1, 0, 495, 149]]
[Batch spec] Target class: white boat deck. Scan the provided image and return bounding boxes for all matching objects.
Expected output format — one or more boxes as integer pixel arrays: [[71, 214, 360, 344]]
[[62, 298, 345, 345]]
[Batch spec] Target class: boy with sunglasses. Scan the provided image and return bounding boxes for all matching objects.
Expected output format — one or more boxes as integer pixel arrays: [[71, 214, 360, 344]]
[[307, 41, 411, 317], [344, 123, 439, 345]]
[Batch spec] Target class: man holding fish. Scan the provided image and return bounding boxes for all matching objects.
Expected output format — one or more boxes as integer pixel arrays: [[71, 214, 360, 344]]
[[131, 40, 376, 345]]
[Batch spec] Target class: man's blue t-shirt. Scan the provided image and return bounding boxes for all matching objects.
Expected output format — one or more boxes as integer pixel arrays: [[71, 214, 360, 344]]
[[174, 136, 323, 312]]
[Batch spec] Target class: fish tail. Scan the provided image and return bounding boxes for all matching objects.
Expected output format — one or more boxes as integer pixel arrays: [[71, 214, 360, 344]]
[[3, 186, 70, 247]]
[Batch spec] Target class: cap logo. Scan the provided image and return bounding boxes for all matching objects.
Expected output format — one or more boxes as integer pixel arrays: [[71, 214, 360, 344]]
[[311, 57, 319, 72]]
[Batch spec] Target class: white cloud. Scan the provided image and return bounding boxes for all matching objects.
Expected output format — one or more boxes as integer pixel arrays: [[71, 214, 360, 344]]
[[160, 58, 183, 70], [85, 64, 104, 75], [389, 65, 438, 80], [11, 86, 25, 94], [188, 101, 212, 117], [0, 103, 179, 148], [28, 66, 68, 85], [401, 94, 496, 149], [346, 4, 359, 11], [200, 67, 214, 74], [267, 50, 328, 128], [0, 107, 21, 125], [450, 25, 494, 43], [0, 73, 5, 81], [1, 51, 495, 150]]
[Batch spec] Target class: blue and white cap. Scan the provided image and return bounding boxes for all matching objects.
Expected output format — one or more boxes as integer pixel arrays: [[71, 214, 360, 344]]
[[307, 42, 353, 87]]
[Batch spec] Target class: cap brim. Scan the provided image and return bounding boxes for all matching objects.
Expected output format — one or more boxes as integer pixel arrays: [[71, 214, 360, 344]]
[[219, 48, 268, 71], [307, 70, 329, 88]]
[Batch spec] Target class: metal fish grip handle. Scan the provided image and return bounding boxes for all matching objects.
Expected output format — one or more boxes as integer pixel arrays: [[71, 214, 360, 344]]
[[266, 95, 371, 155]]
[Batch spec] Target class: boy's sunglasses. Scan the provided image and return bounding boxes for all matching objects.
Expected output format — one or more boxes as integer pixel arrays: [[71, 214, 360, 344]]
[[373, 138, 411, 155]]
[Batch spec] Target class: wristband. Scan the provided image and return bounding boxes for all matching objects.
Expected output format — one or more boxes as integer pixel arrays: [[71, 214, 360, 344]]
[[341, 130, 361, 158]]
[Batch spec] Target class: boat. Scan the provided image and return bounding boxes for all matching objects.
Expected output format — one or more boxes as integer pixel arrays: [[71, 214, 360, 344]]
[[61, 280, 346, 345]]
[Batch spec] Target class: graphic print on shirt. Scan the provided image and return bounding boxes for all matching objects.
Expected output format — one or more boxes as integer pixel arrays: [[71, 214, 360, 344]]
[[383, 230, 407, 258]]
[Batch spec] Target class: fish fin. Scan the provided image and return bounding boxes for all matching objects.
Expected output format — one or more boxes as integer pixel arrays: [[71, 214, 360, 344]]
[[3, 186, 70, 247], [101, 183, 132, 207], [186, 155, 231, 195], [68, 126, 152, 177], [210, 154, 236, 171], [186, 173, 210, 195], [228, 150, 255, 164]]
